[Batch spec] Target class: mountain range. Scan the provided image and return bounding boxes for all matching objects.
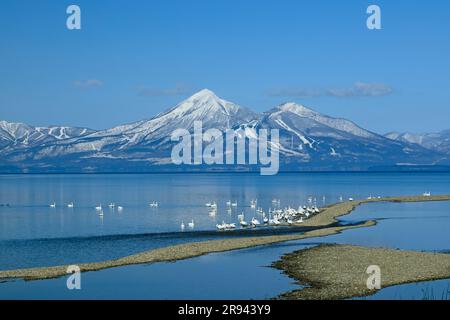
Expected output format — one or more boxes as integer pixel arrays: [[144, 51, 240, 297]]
[[1, 89, 449, 173], [385, 131, 450, 155]]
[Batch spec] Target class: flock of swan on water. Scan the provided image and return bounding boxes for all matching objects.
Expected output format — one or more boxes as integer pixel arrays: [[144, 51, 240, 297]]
[[188, 197, 324, 232], [47, 197, 322, 231], [185, 192, 432, 231], [45, 192, 433, 231], [48, 201, 159, 217]]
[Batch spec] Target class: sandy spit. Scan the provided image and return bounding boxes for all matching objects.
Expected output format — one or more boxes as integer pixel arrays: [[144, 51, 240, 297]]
[[0, 221, 376, 281], [300, 194, 450, 227]]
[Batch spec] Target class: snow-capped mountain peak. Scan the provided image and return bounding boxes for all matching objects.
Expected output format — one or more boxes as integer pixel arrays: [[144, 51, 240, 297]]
[[385, 132, 425, 145], [266, 102, 377, 139], [119, 89, 258, 136], [275, 102, 318, 117], [161, 89, 243, 119], [0, 120, 33, 138], [188, 88, 217, 100], [0, 120, 95, 151], [82, 89, 259, 149]]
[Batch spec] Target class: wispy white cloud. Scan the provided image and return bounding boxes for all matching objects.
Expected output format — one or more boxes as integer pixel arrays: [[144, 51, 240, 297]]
[[268, 82, 394, 98], [73, 79, 104, 88], [329, 82, 394, 97], [138, 84, 192, 97]]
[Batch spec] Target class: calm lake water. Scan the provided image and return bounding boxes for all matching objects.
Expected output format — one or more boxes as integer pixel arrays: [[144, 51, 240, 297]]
[[0, 173, 449, 299]]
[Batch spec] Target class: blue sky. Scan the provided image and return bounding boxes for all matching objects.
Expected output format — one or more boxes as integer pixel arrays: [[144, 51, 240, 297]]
[[0, 0, 449, 133]]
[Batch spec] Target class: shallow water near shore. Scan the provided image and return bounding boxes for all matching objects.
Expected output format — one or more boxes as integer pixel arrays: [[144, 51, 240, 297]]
[[0, 172, 450, 299], [336, 201, 450, 300], [358, 279, 450, 300], [0, 242, 311, 299], [280, 200, 450, 300]]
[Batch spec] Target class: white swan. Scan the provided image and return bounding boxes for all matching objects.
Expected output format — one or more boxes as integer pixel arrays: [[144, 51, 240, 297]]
[[67, 202, 74, 208], [251, 217, 260, 226], [270, 218, 280, 225], [188, 219, 195, 228], [149, 201, 159, 208], [216, 223, 225, 231], [240, 220, 249, 227], [217, 221, 237, 230], [95, 204, 102, 211], [50, 202, 56, 208]]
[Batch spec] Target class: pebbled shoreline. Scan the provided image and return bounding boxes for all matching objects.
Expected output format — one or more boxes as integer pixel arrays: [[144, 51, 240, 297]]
[[274, 244, 450, 300]]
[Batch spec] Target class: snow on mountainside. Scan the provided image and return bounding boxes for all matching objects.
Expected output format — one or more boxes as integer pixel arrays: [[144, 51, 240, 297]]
[[89, 89, 257, 139], [255, 102, 439, 168], [0, 89, 448, 172], [270, 103, 378, 139], [0, 90, 260, 163], [107, 88, 259, 142], [385, 132, 425, 145], [0, 120, 95, 150], [385, 131, 450, 154]]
